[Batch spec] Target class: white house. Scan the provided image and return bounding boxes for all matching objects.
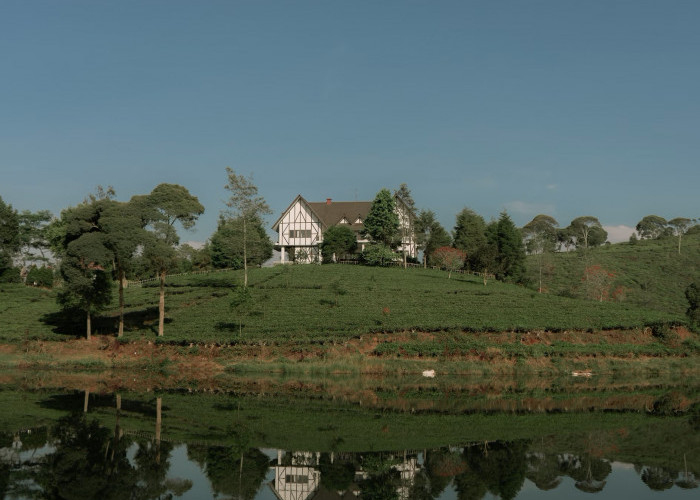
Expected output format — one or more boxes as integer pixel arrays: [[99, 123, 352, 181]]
[[272, 194, 416, 264]]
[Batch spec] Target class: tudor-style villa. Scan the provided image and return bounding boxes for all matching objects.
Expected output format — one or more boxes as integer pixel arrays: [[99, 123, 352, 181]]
[[272, 194, 416, 264]]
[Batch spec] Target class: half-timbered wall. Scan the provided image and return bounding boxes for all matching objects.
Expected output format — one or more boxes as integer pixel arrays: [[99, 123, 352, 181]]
[[277, 199, 322, 263]]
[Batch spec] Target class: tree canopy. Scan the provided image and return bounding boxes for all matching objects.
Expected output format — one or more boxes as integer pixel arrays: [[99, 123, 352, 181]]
[[636, 215, 668, 240], [453, 208, 487, 257], [0, 196, 20, 277], [321, 224, 357, 263], [223, 168, 271, 286], [363, 188, 400, 247], [209, 215, 272, 269]]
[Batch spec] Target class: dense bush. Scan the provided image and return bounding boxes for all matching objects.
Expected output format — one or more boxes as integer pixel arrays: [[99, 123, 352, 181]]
[[26, 266, 54, 288], [0, 267, 21, 283]]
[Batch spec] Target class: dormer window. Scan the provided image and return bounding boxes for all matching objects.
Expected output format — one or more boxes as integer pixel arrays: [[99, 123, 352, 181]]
[[339, 217, 349, 224], [355, 217, 363, 224]]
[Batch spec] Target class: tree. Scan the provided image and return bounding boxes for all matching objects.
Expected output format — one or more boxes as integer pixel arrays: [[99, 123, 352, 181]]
[[636, 215, 668, 240], [320, 224, 357, 262], [452, 208, 487, 267], [393, 182, 416, 212], [415, 210, 451, 267], [0, 196, 20, 277], [582, 264, 615, 302], [209, 215, 272, 269], [223, 168, 271, 287], [431, 246, 466, 279], [142, 184, 204, 337], [493, 211, 526, 282], [523, 215, 559, 293], [424, 221, 452, 267], [568, 216, 607, 250], [101, 200, 147, 337], [17, 209, 53, 267], [54, 198, 114, 339], [363, 188, 399, 247], [393, 185, 416, 268], [668, 217, 694, 254]]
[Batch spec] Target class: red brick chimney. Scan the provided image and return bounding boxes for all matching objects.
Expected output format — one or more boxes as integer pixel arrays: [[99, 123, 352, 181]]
[[326, 198, 332, 205]]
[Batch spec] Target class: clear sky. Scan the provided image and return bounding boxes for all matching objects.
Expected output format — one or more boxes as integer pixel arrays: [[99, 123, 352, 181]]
[[2, 0, 698, 244]]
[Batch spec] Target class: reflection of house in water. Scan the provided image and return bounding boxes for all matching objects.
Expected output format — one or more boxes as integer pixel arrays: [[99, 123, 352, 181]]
[[270, 451, 322, 500], [269, 450, 421, 500]]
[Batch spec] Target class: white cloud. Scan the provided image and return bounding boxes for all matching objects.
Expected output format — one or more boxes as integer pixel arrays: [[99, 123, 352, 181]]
[[603, 225, 635, 243]]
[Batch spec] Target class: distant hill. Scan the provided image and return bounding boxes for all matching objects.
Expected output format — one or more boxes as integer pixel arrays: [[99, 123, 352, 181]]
[[525, 233, 700, 316]]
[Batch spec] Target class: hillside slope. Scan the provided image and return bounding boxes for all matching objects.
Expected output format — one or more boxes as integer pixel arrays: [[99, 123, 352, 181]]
[[525, 233, 699, 315], [0, 264, 686, 344]]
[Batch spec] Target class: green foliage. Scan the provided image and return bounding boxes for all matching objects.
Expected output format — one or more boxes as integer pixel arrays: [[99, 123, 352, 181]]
[[26, 266, 54, 288], [361, 244, 398, 266], [423, 220, 452, 267], [321, 225, 357, 262], [0, 196, 20, 275], [0, 267, 21, 284], [492, 212, 526, 283], [363, 188, 399, 246], [209, 216, 272, 269], [415, 209, 451, 266], [636, 215, 668, 240], [452, 208, 487, 258], [567, 216, 607, 249]]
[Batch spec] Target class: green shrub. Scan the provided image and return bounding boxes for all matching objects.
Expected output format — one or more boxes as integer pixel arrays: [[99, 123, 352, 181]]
[[26, 266, 54, 288], [0, 267, 21, 283]]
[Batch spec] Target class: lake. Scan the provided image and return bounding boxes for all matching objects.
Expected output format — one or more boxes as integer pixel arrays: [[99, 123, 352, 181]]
[[1, 372, 698, 499]]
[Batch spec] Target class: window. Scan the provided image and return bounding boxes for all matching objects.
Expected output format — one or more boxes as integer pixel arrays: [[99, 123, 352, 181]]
[[285, 475, 309, 484], [289, 230, 311, 239]]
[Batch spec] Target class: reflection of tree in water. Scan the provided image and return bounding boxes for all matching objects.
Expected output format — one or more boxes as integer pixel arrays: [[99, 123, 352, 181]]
[[358, 452, 402, 500], [132, 438, 189, 500], [37, 413, 137, 499], [676, 454, 699, 490], [564, 455, 611, 493], [639, 465, 677, 491], [525, 453, 562, 491], [453, 440, 529, 500], [408, 448, 455, 500], [318, 452, 357, 492], [188, 444, 269, 500]]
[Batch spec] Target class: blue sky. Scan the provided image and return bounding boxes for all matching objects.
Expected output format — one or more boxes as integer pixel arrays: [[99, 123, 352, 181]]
[[2, 0, 698, 244]]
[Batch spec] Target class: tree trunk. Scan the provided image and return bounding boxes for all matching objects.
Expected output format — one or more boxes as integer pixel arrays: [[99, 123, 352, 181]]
[[86, 311, 92, 340], [155, 396, 162, 464], [84, 389, 90, 413], [158, 270, 166, 337], [118, 268, 125, 337]]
